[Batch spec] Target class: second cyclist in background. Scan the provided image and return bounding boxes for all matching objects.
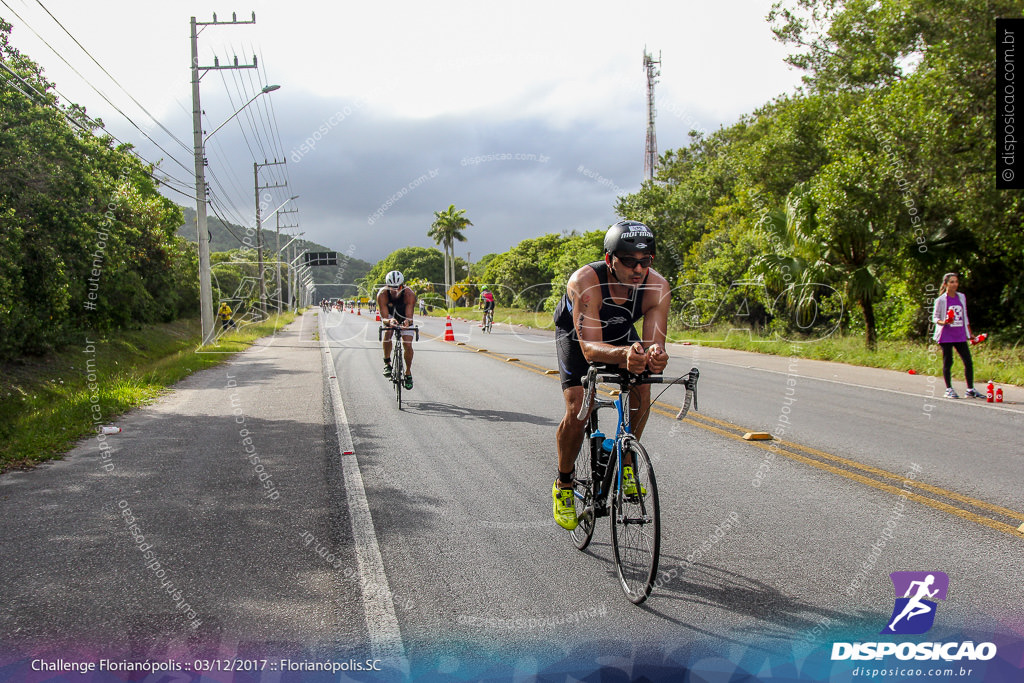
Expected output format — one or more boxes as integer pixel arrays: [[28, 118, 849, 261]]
[[481, 287, 495, 331], [377, 270, 417, 390]]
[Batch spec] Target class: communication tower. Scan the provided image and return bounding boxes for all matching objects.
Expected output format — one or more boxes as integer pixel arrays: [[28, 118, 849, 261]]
[[643, 48, 661, 182]]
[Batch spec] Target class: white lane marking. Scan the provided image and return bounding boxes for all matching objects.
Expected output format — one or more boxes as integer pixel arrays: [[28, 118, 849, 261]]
[[319, 314, 406, 662]]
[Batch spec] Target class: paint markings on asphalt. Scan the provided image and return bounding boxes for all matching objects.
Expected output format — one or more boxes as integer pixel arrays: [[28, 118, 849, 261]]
[[444, 332, 1024, 540], [320, 314, 406, 662]]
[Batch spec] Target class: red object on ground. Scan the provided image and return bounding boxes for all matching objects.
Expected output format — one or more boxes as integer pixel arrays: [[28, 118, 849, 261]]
[[987, 381, 995, 402], [375, 311, 381, 322], [908, 369, 917, 375], [995, 387, 1004, 403], [444, 316, 455, 342], [946, 309, 955, 323]]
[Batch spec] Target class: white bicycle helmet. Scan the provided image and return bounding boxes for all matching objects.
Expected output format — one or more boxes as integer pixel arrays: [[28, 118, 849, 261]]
[[385, 270, 404, 287]]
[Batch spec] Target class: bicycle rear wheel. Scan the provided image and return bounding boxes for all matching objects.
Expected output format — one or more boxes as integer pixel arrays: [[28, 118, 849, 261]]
[[569, 434, 597, 550], [610, 438, 660, 604]]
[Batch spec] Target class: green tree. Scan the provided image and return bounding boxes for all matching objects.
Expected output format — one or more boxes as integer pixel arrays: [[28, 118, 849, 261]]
[[482, 233, 563, 309], [359, 247, 446, 294], [770, 0, 1024, 340]]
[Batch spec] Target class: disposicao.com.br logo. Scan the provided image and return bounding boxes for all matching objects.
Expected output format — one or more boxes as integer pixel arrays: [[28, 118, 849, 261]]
[[831, 571, 997, 663]]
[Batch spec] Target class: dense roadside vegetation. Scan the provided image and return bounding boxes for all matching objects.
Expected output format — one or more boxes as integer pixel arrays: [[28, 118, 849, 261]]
[[0, 19, 196, 360], [0, 20, 327, 363]]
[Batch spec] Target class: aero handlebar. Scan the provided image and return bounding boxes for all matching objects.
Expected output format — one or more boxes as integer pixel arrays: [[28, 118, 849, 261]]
[[577, 365, 700, 422]]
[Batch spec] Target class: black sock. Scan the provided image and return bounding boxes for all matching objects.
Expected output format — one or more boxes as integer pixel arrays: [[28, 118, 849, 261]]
[[557, 469, 574, 485]]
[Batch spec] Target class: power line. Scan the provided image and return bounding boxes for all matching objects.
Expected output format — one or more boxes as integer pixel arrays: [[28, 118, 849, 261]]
[[259, 46, 291, 187], [232, 51, 268, 159], [207, 196, 248, 246], [0, 60, 198, 201], [32, 0, 193, 155], [203, 126, 253, 220], [0, 0, 196, 179], [243, 44, 278, 161], [217, 58, 259, 161]]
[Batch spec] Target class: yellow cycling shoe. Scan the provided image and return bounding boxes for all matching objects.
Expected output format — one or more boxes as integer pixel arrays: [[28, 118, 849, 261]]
[[622, 466, 646, 498], [552, 481, 578, 530]]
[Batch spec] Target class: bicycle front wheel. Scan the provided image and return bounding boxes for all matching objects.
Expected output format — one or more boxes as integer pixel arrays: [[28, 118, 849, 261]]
[[569, 435, 597, 551], [392, 343, 404, 410], [610, 438, 660, 604]]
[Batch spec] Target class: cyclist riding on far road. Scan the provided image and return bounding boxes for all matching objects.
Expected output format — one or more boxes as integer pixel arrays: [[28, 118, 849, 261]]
[[480, 287, 495, 321], [377, 270, 417, 390], [551, 220, 671, 530]]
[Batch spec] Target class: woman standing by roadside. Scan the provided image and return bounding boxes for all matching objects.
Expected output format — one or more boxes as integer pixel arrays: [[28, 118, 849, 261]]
[[932, 272, 983, 399]]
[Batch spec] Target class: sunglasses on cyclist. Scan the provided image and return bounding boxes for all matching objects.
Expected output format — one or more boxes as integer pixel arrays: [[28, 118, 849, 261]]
[[615, 254, 653, 269]]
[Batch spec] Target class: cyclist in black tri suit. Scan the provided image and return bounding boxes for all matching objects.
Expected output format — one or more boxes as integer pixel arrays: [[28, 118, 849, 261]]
[[377, 270, 417, 390], [550, 220, 671, 530]]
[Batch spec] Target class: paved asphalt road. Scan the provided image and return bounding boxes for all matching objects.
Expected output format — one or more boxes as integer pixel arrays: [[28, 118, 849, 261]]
[[1, 308, 1021, 681]]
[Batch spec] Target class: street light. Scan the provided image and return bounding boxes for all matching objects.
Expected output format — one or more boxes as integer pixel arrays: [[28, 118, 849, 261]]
[[203, 85, 280, 144], [264, 195, 300, 314], [192, 83, 281, 344]]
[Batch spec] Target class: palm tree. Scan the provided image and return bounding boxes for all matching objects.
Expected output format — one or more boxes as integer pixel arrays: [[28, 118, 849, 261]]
[[754, 183, 885, 349], [428, 204, 472, 306]]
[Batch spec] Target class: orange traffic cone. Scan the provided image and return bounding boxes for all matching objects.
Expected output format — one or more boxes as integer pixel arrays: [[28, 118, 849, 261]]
[[444, 316, 455, 342], [375, 311, 381, 322], [357, 308, 361, 316]]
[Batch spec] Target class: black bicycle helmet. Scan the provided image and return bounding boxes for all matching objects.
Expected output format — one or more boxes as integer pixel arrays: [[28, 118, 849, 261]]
[[604, 220, 656, 256]]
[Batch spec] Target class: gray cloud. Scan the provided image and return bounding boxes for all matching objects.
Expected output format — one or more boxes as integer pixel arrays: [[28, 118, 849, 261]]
[[145, 89, 716, 264]]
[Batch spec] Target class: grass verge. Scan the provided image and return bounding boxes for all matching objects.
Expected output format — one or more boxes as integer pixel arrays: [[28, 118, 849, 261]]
[[0, 311, 299, 473]]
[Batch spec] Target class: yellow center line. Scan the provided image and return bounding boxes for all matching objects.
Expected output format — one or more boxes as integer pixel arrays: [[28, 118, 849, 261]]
[[442, 338, 1024, 539], [656, 404, 1024, 523]]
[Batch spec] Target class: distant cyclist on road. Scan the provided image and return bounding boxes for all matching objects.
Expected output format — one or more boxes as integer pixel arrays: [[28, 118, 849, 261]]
[[480, 287, 495, 326], [550, 220, 671, 530], [377, 270, 417, 390]]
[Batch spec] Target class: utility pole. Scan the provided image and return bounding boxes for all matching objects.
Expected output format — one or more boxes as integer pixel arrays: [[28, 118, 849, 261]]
[[275, 210, 299, 313], [254, 159, 287, 315], [643, 47, 661, 183], [191, 12, 257, 343]]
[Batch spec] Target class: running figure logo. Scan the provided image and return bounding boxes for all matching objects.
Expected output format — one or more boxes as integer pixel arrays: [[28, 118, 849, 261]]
[[881, 571, 949, 635]]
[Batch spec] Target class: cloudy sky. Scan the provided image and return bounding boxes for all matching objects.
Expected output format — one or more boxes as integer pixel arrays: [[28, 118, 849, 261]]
[[2, 0, 805, 264]]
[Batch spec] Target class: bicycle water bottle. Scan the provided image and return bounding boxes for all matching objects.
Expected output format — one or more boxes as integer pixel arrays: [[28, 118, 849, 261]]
[[591, 429, 607, 464]]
